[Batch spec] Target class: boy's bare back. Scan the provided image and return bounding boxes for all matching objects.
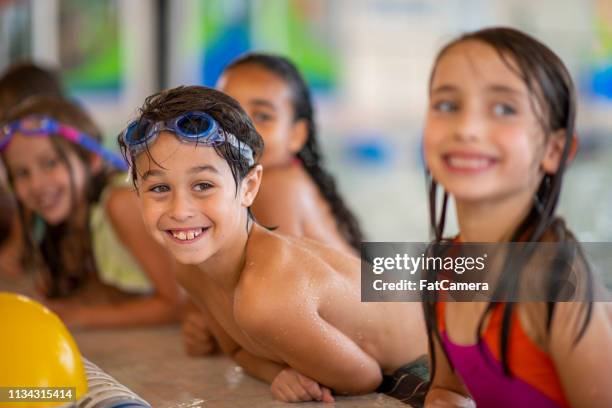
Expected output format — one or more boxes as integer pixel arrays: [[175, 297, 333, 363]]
[[178, 224, 427, 390]]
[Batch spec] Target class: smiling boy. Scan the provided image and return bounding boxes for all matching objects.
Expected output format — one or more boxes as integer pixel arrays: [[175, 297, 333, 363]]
[[119, 86, 428, 404]]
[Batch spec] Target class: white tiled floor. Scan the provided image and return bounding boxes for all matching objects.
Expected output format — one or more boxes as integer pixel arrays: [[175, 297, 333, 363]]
[[75, 326, 409, 408]]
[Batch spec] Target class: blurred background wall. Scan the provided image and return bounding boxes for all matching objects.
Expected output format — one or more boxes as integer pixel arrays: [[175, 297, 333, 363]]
[[1, 0, 610, 241]]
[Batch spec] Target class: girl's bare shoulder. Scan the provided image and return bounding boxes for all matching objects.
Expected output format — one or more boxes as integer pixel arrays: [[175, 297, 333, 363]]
[[104, 185, 139, 225], [258, 164, 316, 200]]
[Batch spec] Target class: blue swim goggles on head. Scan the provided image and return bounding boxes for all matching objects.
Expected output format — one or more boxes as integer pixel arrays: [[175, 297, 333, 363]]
[[120, 111, 255, 166], [0, 115, 128, 171]]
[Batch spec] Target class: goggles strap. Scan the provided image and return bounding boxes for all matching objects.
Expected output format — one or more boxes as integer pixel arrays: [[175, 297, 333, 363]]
[[126, 123, 255, 167]]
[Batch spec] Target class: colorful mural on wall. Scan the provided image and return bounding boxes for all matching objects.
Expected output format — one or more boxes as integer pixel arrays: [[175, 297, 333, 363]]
[[59, 0, 121, 97], [181, 0, 339, 91], [589, 0, 612, 100]]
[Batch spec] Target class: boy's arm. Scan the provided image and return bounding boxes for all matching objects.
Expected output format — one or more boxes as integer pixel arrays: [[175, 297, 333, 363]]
[[192, 296, 288, 383], [549, 301, 612, 407], [232, 349, 287, 383], [181, 298, 218, 356], [192, 297, 334, 402], [236, 290, 383, 395]]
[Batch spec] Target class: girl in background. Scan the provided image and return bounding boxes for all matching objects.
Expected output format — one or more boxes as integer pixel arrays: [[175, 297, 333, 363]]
[[422, 27, 611, 407], [0, 62, 65, 282], [218, 53, 363, 254], [1, 96, 181, 328]]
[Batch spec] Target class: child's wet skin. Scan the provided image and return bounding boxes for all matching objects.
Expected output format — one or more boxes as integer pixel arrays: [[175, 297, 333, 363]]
[[134, 130, 427, 395], [177, 223, 427, 380]]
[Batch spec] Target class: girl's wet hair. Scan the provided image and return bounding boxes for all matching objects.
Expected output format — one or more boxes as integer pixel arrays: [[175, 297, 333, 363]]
[[1, 96, 113, 297], [224, 53, 365, 251], [424, 27, 593, 379], [118, 85, 264, 191], [0, 184, 15, 247]]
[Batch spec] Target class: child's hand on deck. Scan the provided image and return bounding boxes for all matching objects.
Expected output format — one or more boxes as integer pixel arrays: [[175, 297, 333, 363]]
[[181, 311, 218, 356], [271, 368, 335, 403]]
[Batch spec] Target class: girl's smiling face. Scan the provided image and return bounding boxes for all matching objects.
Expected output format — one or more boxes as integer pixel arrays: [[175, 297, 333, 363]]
[[4, 133, 87, 225], [217, 64, 306, 168], [135, 132, 261, 266], [424, 40, 560, 205]]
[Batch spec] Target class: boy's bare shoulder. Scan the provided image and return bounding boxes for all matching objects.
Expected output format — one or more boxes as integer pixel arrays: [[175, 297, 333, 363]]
[[241, 225, 317, 289], [234, 225, 324, 331]]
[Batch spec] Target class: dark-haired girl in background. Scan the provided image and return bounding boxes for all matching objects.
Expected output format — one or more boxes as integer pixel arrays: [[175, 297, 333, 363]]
[[218, 52, 363, 254]]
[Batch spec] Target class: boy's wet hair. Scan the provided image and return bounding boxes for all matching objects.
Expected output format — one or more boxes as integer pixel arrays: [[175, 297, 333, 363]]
[[424, 27, 592, 379], [224, 53, 365, 252], [119, 85, 264, 191], [1, 96, 113, 297]]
